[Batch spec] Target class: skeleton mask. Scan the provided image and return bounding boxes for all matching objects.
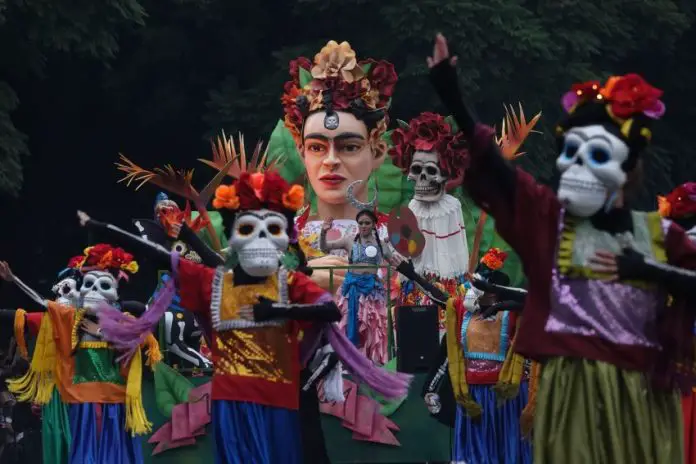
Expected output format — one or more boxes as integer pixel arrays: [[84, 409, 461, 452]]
[[556, 125, 629, 217], [79, 270, 119, 310], [408, 151, 446, 202], [229, 210, 289, 277], [171, 240, 202, 264], [52, 276, 80, 306]]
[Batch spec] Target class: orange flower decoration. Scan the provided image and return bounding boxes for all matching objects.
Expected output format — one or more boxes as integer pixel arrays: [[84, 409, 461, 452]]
[[480, 247, 508, 271], [282, 185, 305, 211], [213, 185, 240, 210], [657, 196, 670, 218]]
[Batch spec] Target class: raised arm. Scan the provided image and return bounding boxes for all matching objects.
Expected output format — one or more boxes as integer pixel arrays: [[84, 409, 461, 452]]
[[427, 34, 516, 206], [0, 261, 48, 308], [78, 210, 172, 268], [318, 217, 350, 254]]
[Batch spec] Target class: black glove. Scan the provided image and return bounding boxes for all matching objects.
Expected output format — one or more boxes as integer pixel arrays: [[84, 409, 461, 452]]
[[253, 297, 341, 323], [478, 300, 524, 320], [616, 247, 696, 294], [396, 260, 450, 307]]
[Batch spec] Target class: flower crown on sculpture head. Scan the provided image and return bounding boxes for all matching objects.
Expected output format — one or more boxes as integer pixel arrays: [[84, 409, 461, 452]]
[[213, 171, 305, 214], [281, 40, 398, 146], [557, 74, 665, 165], [67, 244, 139, 279], [387, 112, 470, 191]]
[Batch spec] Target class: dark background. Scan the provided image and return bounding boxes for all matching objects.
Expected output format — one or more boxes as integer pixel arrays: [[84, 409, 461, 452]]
[[1, 0, 695, 307]]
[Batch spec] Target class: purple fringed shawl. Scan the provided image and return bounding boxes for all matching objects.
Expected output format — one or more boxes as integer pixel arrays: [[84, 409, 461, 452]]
[[301, 322, 412, 399], [99, 253, 179, 363]]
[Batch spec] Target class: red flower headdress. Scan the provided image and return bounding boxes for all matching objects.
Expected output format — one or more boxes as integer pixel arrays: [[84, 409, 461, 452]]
[[387, 112, 469, 191], [281, 40, 398, 146], [479, 248, 508, 271], [67, 244, 139, 279], [658, 183, 696, 219], [213, 171, 305, 214]]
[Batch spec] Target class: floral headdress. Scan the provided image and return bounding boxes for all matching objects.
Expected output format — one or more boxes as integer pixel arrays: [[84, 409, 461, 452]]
[[557, 74, 665, 164], [387, 112, 469, 191], [213, 170, 304, 215], [658, 182, 696, 220], [479, 248, 508, 272], [281, 40, 398, 147], [67, 244, 139, 279]]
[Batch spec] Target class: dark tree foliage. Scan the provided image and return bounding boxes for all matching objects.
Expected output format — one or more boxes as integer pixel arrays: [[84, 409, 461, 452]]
[[0, 0, 694, 305]]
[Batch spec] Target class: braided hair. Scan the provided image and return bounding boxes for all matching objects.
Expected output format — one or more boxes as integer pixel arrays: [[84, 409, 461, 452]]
[[350, 209, 384, 265]]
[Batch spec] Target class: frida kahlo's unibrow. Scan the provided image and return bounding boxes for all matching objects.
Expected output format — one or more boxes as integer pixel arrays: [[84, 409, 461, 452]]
[[303, 132, 366, 142]]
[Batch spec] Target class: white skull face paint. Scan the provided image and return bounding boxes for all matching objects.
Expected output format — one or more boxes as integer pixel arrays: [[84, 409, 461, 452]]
[[556, 125, 629, 217], [52, 277, 80, 306], [229, 210, 289, 277], [79, 270, 119, 310], [407, 151, 446, 202]]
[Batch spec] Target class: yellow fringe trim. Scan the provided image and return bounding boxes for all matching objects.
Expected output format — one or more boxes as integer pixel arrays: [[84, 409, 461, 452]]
[[445, 297, 481, 419], [493, 317, 525, 402], [71, 309, 86, 351], [14, 309, 28, 359], [125, 347, 152, 435], [78, 341, 109, 349], [7, 314, 56, 405], [520, 361, 542, 437], [646, 211, 667, 263], [143, 333, 163, 368]]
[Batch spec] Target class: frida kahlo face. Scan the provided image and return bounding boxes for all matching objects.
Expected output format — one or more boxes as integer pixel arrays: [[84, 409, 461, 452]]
[[301, 111, 384, 210]]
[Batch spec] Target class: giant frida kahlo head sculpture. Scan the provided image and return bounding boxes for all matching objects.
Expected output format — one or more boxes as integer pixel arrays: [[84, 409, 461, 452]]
[[281, 41, 398, 211], [555, 74, 665, 217], [212, 170, 305, 277]]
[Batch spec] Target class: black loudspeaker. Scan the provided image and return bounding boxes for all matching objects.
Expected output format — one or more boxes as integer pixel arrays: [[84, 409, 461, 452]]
[[396, 305, 440, 373]]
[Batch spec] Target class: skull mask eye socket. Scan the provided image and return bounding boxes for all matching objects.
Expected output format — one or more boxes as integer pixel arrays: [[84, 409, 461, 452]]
[[425, 166, 438, 176], [237, 223, 255, 236], [410, 164, 423, 175], [99, 280, 112, 291], [171, 240, 188, 255], [267, 224, 282, 236], [83, 276, 96, 289]]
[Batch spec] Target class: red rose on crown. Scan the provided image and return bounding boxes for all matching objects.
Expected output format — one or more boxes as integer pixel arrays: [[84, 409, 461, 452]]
[[602, 74, 663, 119], [367, 60, 398, 101], [289, 57, 311, 84]]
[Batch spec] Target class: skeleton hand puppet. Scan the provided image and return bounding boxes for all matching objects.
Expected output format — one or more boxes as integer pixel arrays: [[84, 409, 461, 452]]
[[134, 192, 222, 267]]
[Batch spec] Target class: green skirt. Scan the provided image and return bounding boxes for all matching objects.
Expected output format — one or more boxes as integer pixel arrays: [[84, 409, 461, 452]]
[[534, 357, 683, 463]]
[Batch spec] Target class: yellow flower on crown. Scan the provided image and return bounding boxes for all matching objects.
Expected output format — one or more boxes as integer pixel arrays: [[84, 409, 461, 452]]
[[311, 40, 364, 83]]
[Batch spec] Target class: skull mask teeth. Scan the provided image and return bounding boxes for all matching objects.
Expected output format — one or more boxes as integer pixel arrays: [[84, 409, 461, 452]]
[[556, 125, 629, 217], [229, 210, 289, 277], [79, 270, 119, 311], [407, 151, 446, 203]]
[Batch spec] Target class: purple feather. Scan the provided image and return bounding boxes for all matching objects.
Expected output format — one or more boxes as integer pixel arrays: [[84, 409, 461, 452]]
[[643, 99, 666, 119], [561, 91, 579, 113], [98, 278, 176, 363], [325, 324, 411, 399]]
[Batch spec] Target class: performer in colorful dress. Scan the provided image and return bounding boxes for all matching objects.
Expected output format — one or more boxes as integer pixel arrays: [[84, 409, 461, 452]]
[[658, 182, 696, 464], [0, 245, 162, 464], [89, 170, 410, 463], [320, 209, 400, 364], [427, 33, 696, 462], [280, 40, 398, 291], [449, 248, 531, 464]]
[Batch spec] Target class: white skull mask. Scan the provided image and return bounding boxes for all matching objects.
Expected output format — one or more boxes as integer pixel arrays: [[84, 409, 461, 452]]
[[556, 125, 629, 217], [79, 270, 119, 310], [407, 151, 446, 202], [229, 210, 289, 277], [52, 276, 80, 306]]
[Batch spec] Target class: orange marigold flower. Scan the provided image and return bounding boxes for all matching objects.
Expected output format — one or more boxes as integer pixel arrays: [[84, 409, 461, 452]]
[[282, 185, 305, 211], [481, 247, 508, 270], [250, 172, 265, 197], [213, 185, 240, 210]]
